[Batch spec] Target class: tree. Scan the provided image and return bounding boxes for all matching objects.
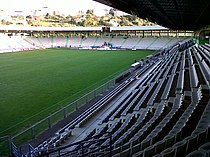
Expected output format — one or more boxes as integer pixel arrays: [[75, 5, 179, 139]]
[[98, 18, 113, 26], [45, 13, 50, 19], [82, 9, 98, 26], [1, 19, 11, 25], [86, 9, 94, 17], [109, 8, 116, 16], [119, 16, 133, 26]]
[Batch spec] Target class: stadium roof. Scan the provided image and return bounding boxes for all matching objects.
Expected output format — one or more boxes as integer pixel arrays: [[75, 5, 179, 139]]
[[111, 25, 168, 31], [0, 25, 168, 32], [94, 0, 210, 31], [0, 26, 103, 32]]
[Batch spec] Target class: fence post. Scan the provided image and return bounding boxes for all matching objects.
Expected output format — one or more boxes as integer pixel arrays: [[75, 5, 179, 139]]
[[63, 107, 67, 119], [48, 117, 51, 128], [9, 136, 13, 157], [107, 82, 109, 91], [101, 85, 103, 94], [32, 126, 35, 140], [110, 80, 112, 87], [75, 101, 78, 111], [94, 89, 96, 98], [85, 95, 88, 104], [19, 145, 22, 157]]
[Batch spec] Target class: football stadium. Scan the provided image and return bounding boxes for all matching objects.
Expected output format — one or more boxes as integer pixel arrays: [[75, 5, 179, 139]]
[[0, 0, 209, 157]]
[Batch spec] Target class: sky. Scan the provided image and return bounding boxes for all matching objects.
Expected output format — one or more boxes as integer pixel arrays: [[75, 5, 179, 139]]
[[0, 0, 112, 16]]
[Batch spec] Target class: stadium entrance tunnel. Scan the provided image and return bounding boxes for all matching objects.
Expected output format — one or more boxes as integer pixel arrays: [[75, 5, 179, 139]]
[[196, 29, 210, 44]]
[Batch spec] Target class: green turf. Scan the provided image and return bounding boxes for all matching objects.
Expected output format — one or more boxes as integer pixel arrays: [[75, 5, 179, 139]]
[[0, 48, 156, 137]]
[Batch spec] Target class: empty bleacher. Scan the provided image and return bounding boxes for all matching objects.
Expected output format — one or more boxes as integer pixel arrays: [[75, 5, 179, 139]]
[[149, 37, 171, 50], [25, 37, 42, 47], [53, 37, 67, 47], [81, 37, 97, 47], [110, 37, 126, 47], [135, 37, 156, 49], [29, 39, 209, 157], [94, 37, 112, 47], [69, 36, 82, 47], [121, 37, 140, 49], [0, 34, 36, 53], [0, 34, 188, 53]]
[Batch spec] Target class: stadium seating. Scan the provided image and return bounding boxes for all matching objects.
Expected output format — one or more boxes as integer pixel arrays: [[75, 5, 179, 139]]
[[94, 37, 112, 47], [110, 36, 126, 47], [135, 37, 157, 49], [0, 34, 188, 52], [50, 37, 66, 47], [0, 34, 36, 53], [25, 37, 43, 47], [121, 37, 140, 49], [68, 36, 82, 47], [81, 37, 97, 47], [29, 39, 209, 157], [0, 32, 208, 157]]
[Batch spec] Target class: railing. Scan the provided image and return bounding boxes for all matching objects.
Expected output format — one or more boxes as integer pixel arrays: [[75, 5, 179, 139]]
[[11, 80, 113, 142], [10, 142, 19, 157], [10, 142, 35, 157], [34, 132, 112, 157], [10, 68, 131, 155]]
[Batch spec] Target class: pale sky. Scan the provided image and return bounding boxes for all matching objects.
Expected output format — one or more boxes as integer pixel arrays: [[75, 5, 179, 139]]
[[0, 0, 112, 16]]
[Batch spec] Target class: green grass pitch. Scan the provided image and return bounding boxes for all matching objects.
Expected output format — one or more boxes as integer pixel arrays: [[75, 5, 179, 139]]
[[0, 48, 156, 136]]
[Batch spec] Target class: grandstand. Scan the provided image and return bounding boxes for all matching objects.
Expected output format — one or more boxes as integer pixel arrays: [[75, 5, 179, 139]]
[[0, 34, 188, 52], [0, 27, 209, 157], [0, 25, 192, 52], [7, 39, 208, 157], [0, 34, 36, 53], [0, 0, 209, 156]]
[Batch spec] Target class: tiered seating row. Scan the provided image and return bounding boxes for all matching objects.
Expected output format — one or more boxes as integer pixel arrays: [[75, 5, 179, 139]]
[[34, 40, 209, 157], [0, 34, 187, 53], [112, 44, 209, 157]]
